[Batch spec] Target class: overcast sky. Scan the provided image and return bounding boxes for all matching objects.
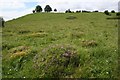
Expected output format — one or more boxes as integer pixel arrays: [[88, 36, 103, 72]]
[[0, 0, 119, 21]]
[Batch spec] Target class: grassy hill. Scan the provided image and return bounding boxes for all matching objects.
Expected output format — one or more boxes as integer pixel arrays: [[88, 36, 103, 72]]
[[2, 13, 118, 78]]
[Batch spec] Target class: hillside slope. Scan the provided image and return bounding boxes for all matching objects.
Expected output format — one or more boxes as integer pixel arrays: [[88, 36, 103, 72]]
[[2, 13, 118, 78]]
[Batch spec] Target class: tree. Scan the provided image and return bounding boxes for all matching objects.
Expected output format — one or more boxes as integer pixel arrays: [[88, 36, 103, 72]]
[[32, 10, 35, 13], [93, 10, 99, 12], [111, 10, 115, 13], [65, 9, 71, 13], [54, 9, 57, 12], [35, 5, 42, 12], [116, 12, 120, 16], [76, 10, 81, 13], [76, 10, 79, 13], [104, 10, 110, 15], [78, 10, 81, 13], [44, 5, 52, 12]]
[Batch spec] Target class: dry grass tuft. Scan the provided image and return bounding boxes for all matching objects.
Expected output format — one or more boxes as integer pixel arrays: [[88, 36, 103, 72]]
[[71, 31, 84, 38], [10, 51, 27, 58], [82, 40, 97, 47], [26, 32, 48, 37], [9, 46, 29, 58]]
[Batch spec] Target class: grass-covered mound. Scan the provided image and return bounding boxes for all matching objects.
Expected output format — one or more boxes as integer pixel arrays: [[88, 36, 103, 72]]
[[33, 44, 80, 78]]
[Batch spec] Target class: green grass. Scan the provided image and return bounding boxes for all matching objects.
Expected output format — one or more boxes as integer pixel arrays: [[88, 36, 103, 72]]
[[2, 12, 118, 78]]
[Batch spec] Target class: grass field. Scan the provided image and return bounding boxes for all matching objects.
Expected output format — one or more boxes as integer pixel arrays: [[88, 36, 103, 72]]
[[2, 12, 118, 78]]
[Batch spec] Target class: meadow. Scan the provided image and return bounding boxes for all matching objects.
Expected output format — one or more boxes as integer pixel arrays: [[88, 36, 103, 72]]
[[2, 12, 118, 78]]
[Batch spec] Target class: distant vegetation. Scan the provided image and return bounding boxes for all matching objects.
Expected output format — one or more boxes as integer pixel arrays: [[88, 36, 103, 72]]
[[33, 5, 52, 13], [111, 10, 115, 13], [32, 5, 118, 15], [65, 9, 72, 13], [93, 10, 99, 12], [54, 9, 57, 12], [104, 10, 110, 15], [44, 5, 52, 12], [35, 5, 42, 12], [116, 12, 120, 16]]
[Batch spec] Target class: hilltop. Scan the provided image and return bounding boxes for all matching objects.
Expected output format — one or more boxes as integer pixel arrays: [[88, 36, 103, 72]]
[[2, 13, 118, 78]]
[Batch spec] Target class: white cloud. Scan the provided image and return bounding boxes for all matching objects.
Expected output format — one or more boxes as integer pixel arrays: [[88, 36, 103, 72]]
[[0, 8, 34, 21], [0, 0, 26, 9], [0, 0, 119, 21], [37, 0, 119, 12], [0, 0, 35, 21]]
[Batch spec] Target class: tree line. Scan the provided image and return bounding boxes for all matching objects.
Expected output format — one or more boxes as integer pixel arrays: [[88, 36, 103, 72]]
[[33, 5, 120, 16], [33, 5, 57, 13]]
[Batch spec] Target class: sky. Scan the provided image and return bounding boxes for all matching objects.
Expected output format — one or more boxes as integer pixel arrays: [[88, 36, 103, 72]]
[[0, 0, 119, 21]]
